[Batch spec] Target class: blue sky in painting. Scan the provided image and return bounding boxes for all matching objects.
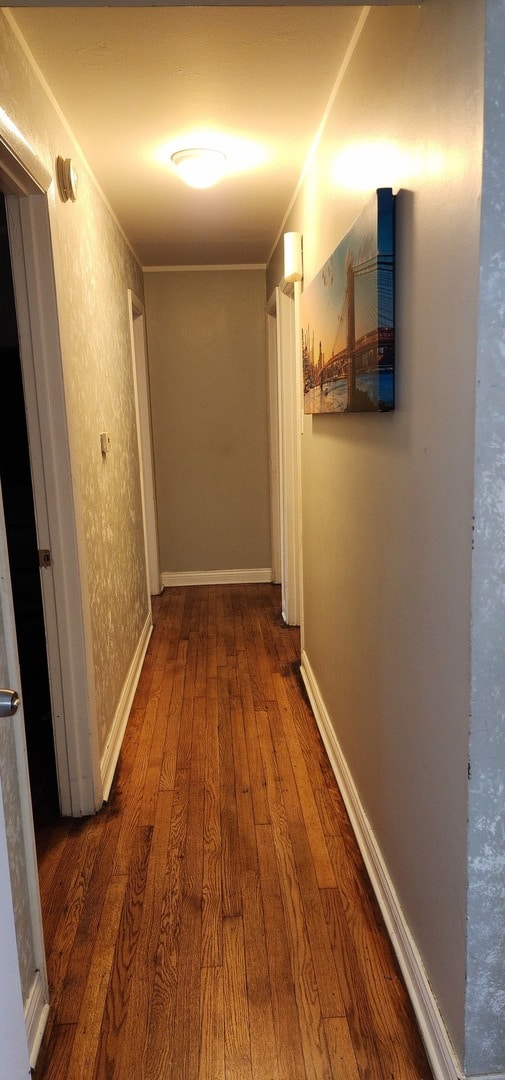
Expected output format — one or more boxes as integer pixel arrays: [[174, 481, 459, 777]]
[[301, 189, 394, 363]]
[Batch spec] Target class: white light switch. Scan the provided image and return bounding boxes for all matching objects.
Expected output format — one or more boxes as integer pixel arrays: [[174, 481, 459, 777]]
[[100, 432, 111, 455]]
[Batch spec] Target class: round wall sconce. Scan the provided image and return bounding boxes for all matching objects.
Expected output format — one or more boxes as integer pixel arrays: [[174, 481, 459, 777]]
[[170, 148, 227, 189], [56, 156, 78, 202]]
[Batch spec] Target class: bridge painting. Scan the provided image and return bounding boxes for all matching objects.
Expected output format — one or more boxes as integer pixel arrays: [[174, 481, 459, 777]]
[[301, 188, 395, 414]]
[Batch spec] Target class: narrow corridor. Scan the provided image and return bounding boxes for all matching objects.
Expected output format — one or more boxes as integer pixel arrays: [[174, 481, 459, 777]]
[[34, 584, 432, 1079]]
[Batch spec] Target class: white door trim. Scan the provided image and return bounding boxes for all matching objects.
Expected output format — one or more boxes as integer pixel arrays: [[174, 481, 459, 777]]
[[128, 290, 161, 596], [266, 282, 303, 627], [0, 108, 51, 196], [266, 305, 281, 584], [6, 195, 102, 818], [1, 107, 101, 817]]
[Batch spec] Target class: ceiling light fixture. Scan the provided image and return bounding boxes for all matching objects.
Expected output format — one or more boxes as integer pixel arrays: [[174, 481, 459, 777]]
[[170, 147, 227, 189]]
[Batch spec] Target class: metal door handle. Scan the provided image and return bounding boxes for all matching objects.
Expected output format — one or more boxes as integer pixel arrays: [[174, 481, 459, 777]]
[[0, 689, 20, 718]]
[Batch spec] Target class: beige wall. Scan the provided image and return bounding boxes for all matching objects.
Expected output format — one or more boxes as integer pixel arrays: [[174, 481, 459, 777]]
[[268, 0, 484, 1067], [0, 10, 149, 760], [144, 268, 270, 576]]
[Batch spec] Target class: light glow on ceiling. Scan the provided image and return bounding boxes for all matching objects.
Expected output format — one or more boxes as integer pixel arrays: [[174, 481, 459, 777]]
[[330, 140, 448, 190]]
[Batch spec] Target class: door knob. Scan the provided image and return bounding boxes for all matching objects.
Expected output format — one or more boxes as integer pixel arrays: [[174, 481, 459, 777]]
[[0, 689, 20, 718]]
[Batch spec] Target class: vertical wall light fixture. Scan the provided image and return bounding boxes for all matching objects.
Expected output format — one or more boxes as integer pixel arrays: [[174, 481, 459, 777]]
[[283, 231, 303, 283]]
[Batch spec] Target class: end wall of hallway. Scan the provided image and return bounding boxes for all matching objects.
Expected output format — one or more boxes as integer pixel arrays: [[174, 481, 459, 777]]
[[144, 267, 271, 582]]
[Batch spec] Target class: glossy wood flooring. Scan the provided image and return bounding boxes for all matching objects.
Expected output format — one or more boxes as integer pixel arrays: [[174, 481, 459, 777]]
[[34, 584, 433, 1079]]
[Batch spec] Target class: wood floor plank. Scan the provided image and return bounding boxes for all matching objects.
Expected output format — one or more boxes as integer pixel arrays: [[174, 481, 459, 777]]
[[230, 693, 258, 873], [272, 671, 338, 889], [44, 815, 108, 1002], [112, 789, 174, 1079], [141, 644, 197, 1078], [201, 678, 222, 969], [223, 915, 253, 1079], [34, 584, 433, 1080], [160, 638, 188, 792], [256, 708, 333, 1080], [170, 691, 205, 1080], [324, 1017, 361, 1080], [218, 664, 242, 919], [56, 802, 127, 1025], [205, 583, 218, 680], [255, 823, 307, 1080], [111, 697, 159, 876], [36, 817, 73, 900], [240, 868, 280, 1080], [199, 964, 224, 1080], [93, 825, 152, 1077], [69, 876, 128, 1079], [33, 1021, 76, 1080], [236, 648, 270, 827]]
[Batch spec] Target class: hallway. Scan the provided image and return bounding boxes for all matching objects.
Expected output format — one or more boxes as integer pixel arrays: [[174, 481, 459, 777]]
[[34, 584, 432, 1079]]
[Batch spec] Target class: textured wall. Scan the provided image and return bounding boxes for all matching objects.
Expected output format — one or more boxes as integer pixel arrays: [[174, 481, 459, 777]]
[[268, 0, 485, 1065], [49, 159, 148, 755], [0, 11, 149, 761], [466, 2, 505, 1072], [144, 268, 270, 575]]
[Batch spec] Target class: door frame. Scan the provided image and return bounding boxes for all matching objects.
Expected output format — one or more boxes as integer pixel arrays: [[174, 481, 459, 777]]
[[128, 290, 161, 597], [266, 306, 281, 584], [0, 109, 102, 818], [266, 279, 303, 629]]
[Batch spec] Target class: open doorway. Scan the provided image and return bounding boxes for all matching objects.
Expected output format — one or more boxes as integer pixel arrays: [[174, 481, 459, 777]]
[[0, 194, 58, 824]]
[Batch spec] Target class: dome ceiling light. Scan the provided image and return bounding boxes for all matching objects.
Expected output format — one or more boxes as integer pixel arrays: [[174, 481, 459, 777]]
[[170, 147, 227, 189]]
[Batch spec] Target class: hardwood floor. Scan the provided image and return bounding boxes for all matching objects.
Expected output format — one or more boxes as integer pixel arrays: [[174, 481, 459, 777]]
[[33, 584, 433, 1079]]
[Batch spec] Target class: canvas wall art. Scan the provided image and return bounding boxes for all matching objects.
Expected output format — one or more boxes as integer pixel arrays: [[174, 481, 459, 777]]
[[301, 188, 395, 414]]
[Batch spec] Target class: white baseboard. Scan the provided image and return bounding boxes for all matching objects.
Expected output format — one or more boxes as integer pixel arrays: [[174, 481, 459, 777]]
[[100, 612, 152, 801], [300, 649, 463, 1080], [25, 970, 49, 1068], [161, 567, 272, 587]]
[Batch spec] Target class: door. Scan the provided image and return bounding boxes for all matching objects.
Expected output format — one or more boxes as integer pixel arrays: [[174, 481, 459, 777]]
[[0, 766, 31, 1079], [0, 478, 48, 1068], [274, 284, 303, 627]]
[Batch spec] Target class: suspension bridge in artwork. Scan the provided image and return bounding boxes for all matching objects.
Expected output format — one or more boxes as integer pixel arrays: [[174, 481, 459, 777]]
[[302, 252, 394, 413]]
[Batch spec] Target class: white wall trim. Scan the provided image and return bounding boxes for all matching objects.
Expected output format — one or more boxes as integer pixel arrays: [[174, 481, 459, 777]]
[[300, 648, 464, 1080], [100, 613, 152, 801], [143, 263, 266, 273], [25, 972, 49, 1068], [128, 289, 161, 596], [162, 568, 272, 587]]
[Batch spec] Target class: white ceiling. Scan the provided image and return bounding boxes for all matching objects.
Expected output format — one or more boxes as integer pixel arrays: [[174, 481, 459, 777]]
[[9, 6, 364, 266]]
